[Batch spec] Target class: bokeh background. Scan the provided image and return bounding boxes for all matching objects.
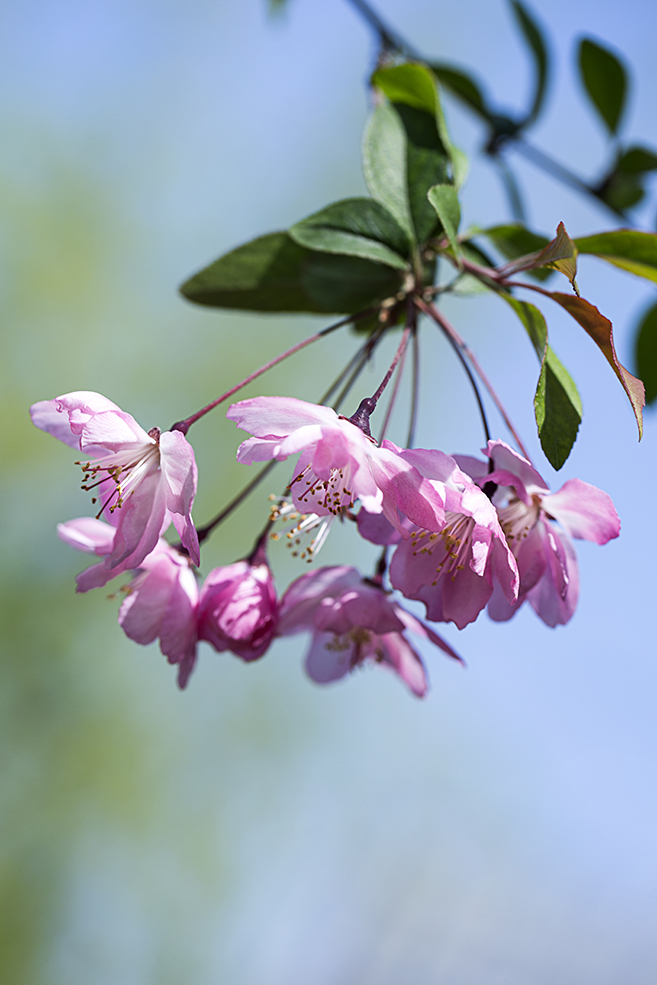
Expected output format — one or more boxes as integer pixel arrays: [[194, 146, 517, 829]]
[[2, 1, 657, 982]]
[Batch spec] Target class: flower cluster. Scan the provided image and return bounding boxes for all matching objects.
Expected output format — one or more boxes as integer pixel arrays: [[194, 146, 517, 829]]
[[31, 387, 620, 695]]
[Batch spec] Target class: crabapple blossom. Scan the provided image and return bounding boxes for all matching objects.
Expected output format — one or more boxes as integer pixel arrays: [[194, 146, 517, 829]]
[[31, 391, 199, 570], [277, 566, 462, 696], [360, 444, 519, 629], [197, 547, 278, 662], [455, 441, 620, 626], [226, 395, 446, 535]]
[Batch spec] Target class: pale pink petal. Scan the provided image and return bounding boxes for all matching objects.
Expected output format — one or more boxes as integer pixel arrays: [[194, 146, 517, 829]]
[[108, 470, 168, 569], [277, 566, 360, 634], [489, 534, 520, 604], [370, 446, 446, 532], [57, 517, 115, 555], [452, 453, 488, 481], [118, 555, 175, 645], [80, 410, 152, 452], [305, 630, 356, 683], [176, 648, 198, 690], [313, 588, 404, 636], [227, 395, 337, 437], [75, 559, 123, 593], [486, 440, 549, 494], [377, 633, 428, 697], [30, 391, 121, 448], [527, 528, 579, 626], [419, 561, 493, 628], [235, 435, 289, 465], [483, 468, 533, 505], [393, 605, 464, 663], [542, 478, 620, 544], [159, 565, 200, 662], [357, 508, 402, 546], [392, 445, 461, 485], [486, 581, 521, 622], [160, 430, 199, 565]]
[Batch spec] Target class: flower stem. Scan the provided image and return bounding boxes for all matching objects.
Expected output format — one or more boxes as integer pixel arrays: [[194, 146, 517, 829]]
[[416, 297, 531, 459], [195, 460, 278, 546], [333, 324, 387, 411], [377, 333, 408, 442], [371, 324, 412, 405], [171, 308, 374, 434], [407, 322, 420, 448]]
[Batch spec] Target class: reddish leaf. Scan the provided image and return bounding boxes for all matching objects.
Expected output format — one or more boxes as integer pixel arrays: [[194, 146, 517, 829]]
[[548, 292, 645, 438], [499, 222, 579, 293]]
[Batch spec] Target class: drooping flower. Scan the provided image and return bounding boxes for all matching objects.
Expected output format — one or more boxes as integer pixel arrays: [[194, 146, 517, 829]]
[[360, 445, 519, 629], [118, 540, 201, 689], [31, 391, 199, 571], [277, 565, 462, 697], [197, 540, 278, 661], [226, 396, 446, 535], [58, 517, 200, 687], [455, 440, 620, 626]]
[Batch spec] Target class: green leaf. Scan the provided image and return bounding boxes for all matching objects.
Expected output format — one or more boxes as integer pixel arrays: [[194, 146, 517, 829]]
[[578, 38, 627, 135], [617, 146, 657, 174], [546, 291, 644, 437], [574, 229, 657, 284], [510, 1, 550, 125], [363, 102, 415, 242], [503, 295, 581, 468], [180, 232, 404, 314], [372, 62, 438, 116], [427, 184, 461, 260], [634, 300, 657, 405], [498, 222, 579, 293], [373, 62, 465, 192], [289, 198, 411, 270], [430, 63, 492, 121]]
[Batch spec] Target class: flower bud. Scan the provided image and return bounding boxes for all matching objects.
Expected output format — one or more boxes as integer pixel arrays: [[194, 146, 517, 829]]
[[198, 560, 278, 661]]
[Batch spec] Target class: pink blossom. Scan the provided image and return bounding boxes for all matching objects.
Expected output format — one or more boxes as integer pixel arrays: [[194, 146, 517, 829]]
[[361, 445, 519, 629], [31, 391, 199, 570], [277, 566, 462, 696], [58, 516, 200, 687], [118, 540, 200, 689], [226, 396, 446, 535], [197, 556, 278, 662], [456, 441, 620, 627]]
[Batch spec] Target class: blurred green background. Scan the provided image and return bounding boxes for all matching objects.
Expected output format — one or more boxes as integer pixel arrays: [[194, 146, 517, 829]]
[[2, 1, 657, 982]]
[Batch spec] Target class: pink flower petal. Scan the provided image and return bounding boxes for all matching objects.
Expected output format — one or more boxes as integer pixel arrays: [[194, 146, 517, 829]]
[[227, 395, 337, 437], [377, 632, 428, 697], [30, 392, 121, 449], [108, 470, 168, 569], [57, 517, 115, 555], [542, 478, 620, 544], [305, 630, 356, 683]]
